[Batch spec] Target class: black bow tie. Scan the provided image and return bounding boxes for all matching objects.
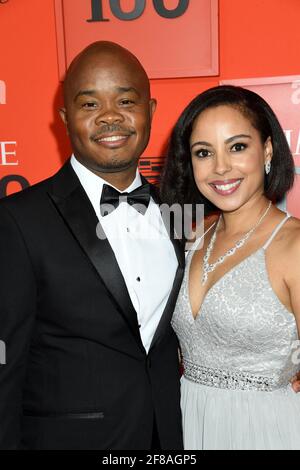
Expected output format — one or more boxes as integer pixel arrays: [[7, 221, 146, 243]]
[[100, 183, 151, 217]]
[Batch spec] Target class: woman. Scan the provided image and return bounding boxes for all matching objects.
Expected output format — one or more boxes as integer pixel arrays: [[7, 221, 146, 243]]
[[161, 85, 300, 450]]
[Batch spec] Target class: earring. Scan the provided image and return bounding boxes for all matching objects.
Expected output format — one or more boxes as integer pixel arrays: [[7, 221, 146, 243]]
[[265, 160, 271, 175]]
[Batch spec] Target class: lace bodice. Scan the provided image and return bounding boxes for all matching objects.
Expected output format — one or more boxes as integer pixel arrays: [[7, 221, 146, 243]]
[[172, 215, 299, 391]]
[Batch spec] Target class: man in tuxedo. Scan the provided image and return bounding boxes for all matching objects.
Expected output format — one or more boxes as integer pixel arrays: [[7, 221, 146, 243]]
[[0, 41, 185, 450]]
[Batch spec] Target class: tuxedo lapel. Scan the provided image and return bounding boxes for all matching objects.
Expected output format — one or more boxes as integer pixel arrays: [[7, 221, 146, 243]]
[[48, 162, 144, 351], [144, 177, 185, 351], [140, 175, 185, 268], [149, 260, 184, 351]]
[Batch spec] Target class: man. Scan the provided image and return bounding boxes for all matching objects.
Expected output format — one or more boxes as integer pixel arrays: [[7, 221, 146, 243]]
[[0, 41, 185, 450]]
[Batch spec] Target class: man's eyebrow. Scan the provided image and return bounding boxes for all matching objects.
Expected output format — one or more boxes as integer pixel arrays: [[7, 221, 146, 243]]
[[74, 87, 140, 102], [116, 86, 140, 96], [191, 134, 252, 149], [74, 90, 97, 102]]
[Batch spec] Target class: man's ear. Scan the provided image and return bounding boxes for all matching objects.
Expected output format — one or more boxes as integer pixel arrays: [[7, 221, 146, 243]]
[[59, 108, 69, 134], [149, 98, 157, 121]]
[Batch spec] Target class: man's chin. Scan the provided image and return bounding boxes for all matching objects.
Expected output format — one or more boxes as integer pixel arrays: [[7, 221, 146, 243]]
[[76, 155, 139, 174], [95, 164, 136, 173], [94, 160, 138, 173]]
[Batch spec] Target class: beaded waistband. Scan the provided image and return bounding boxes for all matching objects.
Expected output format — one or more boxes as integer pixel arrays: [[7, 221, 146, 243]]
[[183, 360, 278, 392]]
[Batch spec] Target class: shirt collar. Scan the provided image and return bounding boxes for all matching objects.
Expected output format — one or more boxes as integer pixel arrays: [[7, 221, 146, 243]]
[[70, 154, 142, 218], [71, 153, 141, 192]]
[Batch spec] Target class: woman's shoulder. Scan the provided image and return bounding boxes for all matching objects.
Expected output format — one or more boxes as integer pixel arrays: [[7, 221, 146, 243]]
[[279, 216, 300, 315], [272, 214, 300, 270], [284, 215, 300, 255]]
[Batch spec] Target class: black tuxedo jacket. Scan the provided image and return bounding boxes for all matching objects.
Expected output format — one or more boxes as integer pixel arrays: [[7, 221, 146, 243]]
[[0, 161, 185, 450]]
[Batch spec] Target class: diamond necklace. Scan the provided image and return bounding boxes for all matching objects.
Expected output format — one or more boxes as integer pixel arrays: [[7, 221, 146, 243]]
[[201, 201, 272, 285]]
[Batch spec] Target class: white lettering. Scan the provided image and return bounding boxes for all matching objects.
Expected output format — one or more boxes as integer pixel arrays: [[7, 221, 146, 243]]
[[284, 129, 292, 148], [0, 340, 6, 365], [0, 80, 6, 105], [0, 141, 18, 165], [295, 131, 300, 156], [283, 129, 300, 156], [291, 80, 300, 105], [102, 455, 136, 467]]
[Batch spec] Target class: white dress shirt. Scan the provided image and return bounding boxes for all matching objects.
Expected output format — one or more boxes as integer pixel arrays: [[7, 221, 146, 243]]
[[71, 155, 178, 352]]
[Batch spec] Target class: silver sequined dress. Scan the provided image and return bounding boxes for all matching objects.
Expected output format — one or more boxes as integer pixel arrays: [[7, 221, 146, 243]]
[[172, 214, 300, 450]]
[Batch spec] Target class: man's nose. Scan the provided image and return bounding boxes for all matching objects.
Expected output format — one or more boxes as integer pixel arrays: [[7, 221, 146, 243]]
[[95, 106, 124, 125]]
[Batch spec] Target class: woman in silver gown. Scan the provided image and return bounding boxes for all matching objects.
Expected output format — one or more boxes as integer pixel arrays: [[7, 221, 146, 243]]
[[161, 85, 300, 450]]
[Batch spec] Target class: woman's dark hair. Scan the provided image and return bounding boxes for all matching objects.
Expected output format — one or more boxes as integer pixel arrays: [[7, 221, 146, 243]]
[[160, 85, 295, 214]]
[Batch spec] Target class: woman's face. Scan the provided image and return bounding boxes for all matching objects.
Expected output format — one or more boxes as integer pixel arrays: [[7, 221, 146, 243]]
[[190, 104, 272, 212]]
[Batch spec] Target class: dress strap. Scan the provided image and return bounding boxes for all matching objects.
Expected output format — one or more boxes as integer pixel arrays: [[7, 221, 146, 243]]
[[263, 213, 291, 250]]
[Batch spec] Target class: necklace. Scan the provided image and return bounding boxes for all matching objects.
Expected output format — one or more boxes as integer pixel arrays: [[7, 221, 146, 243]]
[[201, 201, 272, 285]]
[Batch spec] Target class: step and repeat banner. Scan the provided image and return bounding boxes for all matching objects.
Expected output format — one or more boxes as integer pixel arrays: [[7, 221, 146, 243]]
[[0, 0, 218, 195], [0, 0, 299, 218], [55, 0, 218, 79], [0, 78, 28, 197], [53, 0, 218, 184]]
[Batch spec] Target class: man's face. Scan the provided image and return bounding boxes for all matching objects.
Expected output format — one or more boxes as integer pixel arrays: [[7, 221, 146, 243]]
[[60, 53, 156, 175]]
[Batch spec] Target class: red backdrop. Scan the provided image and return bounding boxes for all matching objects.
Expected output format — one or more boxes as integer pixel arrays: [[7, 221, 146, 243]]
[[1, 0, 300, 202]]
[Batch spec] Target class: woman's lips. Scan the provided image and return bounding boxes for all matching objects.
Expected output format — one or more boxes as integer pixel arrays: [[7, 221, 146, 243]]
[[209, 179, 243, 195]]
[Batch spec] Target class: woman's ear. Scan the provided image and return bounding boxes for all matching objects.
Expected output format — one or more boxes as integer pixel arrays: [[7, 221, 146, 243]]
[[264, 136, 273, 165]]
